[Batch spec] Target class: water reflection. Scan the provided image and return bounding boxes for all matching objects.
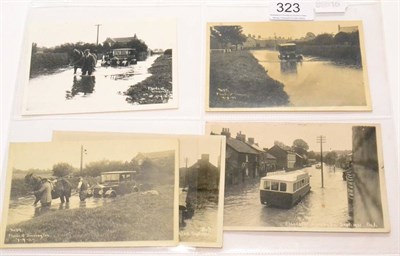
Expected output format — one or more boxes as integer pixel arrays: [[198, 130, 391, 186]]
[[66, 76, 96, 100], [280, 61, 298, 74]]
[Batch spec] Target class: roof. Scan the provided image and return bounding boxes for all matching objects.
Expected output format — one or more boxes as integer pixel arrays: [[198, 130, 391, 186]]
[[265, 153, 276, 159], [227, 138, 259, 154], [107, 37, 136, 43], [247, 143, 265, 152], [101, 171, 136, 175], [269, 144, 295, 154], [112, 48, 136, 51], [261, 170, 309, 182]]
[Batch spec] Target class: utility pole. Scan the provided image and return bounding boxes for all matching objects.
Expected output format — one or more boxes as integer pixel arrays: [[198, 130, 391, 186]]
[[80, 145, 87, 176], [317, 135, 326, 188], [95, 24, 102, 45]]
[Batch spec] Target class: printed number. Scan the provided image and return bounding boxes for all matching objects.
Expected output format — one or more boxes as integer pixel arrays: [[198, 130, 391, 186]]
[[277, 2, 300, 13]]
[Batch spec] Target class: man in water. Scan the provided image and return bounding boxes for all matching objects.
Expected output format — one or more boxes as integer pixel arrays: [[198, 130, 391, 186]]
[[81, 49, 97, 76], [33, 178, 53, 207]]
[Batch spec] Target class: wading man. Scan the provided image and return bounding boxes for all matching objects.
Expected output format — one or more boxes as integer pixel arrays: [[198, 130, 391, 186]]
[[81, 49, 97, 76]]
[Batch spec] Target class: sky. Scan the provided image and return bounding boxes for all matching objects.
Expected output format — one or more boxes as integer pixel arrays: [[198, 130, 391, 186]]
[[206, 123, 356, 152], [8, 139, 177, 171], [212, 21, 361, 40], [179, 137, 223, 168], [29, 19, 176, 50]]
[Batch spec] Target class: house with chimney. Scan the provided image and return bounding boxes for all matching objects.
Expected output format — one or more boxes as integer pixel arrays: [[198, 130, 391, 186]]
[[220, 128, 260, 186], [246, 137, 277, 177], [267, 145, 297, 170], [103, 34, 138, 47], [180, 154, 220, 190]]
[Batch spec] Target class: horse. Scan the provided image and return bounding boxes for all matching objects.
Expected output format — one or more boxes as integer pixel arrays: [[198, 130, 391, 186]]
[[70, 49, 84, 74], [25, 173, 72, 204]]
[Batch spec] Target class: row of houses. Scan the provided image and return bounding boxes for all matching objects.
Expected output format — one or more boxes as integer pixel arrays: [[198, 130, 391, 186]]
[[220, 128, 307, 186], [178, 127, 310, 189]]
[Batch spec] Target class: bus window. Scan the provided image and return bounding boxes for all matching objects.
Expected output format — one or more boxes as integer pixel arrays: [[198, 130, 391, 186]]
[[279, 183, 287, 192], [271, 181, 279, 191], [264, 181, 271, 190]]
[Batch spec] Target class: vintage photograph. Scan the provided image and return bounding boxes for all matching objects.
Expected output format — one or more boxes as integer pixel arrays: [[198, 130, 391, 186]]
[[0, 139, 179, 248], [178, 137, 225, 247], [51, 131, 226, 247], [22, 19, 177, 115], [206, 21, 371, 111], [206, 123, 389, 232]]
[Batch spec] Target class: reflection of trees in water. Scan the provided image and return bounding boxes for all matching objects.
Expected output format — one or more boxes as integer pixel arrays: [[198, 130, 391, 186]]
[[66, 76, 96, 99]]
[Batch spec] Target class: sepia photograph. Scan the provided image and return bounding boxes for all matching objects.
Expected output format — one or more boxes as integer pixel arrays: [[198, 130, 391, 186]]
[[51, 131, 226, 247], [206, 21, 371, 111], [206, 123, 389, 232], [0, 139, 179, 248], [178, 136, 225, 247], [21, 18, 177, 115]]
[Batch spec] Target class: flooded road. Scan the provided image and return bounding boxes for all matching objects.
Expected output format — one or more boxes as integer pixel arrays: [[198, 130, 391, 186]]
[[7, 195, 115, 225], [251, 50, 367, 107], [224, 165, 350, 228], [180, 200, 218, 243], [25, 55, 158, 114]]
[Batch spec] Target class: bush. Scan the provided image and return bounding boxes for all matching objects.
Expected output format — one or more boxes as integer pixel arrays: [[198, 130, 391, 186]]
[[164, 49, 172, 55], [29, 52, 69, 77]]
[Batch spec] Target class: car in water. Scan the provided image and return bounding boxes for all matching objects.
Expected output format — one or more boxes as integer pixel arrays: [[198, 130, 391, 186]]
[[101, 48, 137, 67], [260, 170, 311, 208], [93, 171, 137, 197], [277, 43, 303, 62]]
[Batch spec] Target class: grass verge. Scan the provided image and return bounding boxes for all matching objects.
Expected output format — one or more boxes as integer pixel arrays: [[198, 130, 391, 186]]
[[5, 185, 174, 244], [125, 54, 172, 104], [209, 51, 289, 108]]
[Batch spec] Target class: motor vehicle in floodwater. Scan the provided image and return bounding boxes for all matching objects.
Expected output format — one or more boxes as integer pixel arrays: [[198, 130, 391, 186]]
[[101, 48, 138, 67], [93, 171, 138, 197], [277, 43, 303, 62], [260, 170, 311, 209]]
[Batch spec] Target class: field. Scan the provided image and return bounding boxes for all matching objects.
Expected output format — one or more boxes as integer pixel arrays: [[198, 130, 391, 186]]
[[209, 51, 289, 108], [4, 185, 175, 244], [29, 52, 70, 78]]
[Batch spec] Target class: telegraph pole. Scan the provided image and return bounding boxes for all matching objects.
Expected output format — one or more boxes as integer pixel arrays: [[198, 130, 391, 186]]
[[317, 136, 326, 188], [95, 24, 102, 45], [80, 145, 87, 176]]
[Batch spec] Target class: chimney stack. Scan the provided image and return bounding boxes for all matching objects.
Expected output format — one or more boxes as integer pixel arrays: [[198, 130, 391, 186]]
[[221, 128, 231, 138]]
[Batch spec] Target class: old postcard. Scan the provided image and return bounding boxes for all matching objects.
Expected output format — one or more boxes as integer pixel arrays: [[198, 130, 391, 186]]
[[206, 21, 371, 111], [20, 13, 177, 115], [52, 131, 226, 247], [206, 123, 389, 232], [0, 138, 179, 248]]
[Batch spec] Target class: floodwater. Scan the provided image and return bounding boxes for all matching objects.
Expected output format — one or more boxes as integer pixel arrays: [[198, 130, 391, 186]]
[[180, 201, 218, 243], [25, 55, 158, 114], [7, 195, 114, 225], [251, 50, 367, 107], [224, 165, 350, 229]]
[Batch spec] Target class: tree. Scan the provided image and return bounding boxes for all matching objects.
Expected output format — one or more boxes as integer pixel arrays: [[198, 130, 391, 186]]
[[292, 139, 309, 155], [305, 32, 316, 41], [32, 43, 38, 54], [312, 33, 334, 45], [334, 31, 351, 44], [324, 151, 338, 166], [211, 26, 247, 49], [52, 162, 75, 177]]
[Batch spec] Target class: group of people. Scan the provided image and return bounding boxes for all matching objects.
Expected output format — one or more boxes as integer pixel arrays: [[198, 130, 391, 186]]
[[71, 48, 97, 76], [31, 176, 91, 208]]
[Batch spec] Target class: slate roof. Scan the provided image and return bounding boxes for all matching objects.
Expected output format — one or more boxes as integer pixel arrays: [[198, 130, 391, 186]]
[[105, 37, 136, 43], [227, 138, 259, 154]]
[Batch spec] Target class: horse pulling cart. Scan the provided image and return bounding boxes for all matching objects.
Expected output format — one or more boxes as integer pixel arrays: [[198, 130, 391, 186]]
[[93, 171, 138, 198]]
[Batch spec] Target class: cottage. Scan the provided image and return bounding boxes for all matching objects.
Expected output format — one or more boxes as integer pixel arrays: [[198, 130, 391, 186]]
[[220, 128, 260, 185], [180, 154, 219, 190], [267, 145, 297, 170], [246, 137, 277, 177], [103, 34, 138, 47]]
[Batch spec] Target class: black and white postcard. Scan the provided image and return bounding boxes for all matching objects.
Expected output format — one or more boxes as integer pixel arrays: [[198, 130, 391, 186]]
[[206, 123, 389, 232], [0, 139, 179, 248], [51, 131, 226, 247], [21, 14, 177, 115], [206, 21, 371, 111]]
